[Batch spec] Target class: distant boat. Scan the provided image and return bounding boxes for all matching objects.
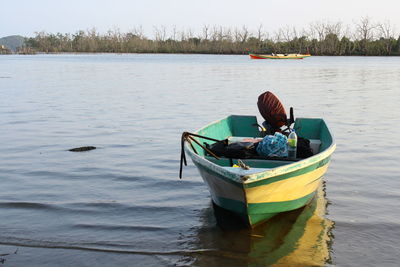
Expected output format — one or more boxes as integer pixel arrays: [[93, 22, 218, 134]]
[[249, 53, 311, 59], [180, 115, 335, 227]]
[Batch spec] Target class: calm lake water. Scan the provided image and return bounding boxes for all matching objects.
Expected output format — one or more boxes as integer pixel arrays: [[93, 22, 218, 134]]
[[0, 54, 399, 266]]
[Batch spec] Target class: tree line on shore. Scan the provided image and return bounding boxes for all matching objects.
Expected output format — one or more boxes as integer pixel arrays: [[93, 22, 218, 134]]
[[19, 17, 400, 56]]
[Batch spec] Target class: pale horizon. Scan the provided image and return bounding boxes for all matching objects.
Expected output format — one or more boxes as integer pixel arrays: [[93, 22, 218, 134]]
[[2, 0, 400, 38]]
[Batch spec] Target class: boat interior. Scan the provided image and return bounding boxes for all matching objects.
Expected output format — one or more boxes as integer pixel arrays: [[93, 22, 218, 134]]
[[192, 115, 333, 170]]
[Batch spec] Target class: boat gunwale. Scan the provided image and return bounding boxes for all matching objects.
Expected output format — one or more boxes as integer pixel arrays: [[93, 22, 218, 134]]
[[184, 115, 336, 184]]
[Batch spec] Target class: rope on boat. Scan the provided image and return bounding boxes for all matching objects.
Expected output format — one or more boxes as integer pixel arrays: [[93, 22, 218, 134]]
[[237, 159, 250, 170], [179, 132, 222, 179]]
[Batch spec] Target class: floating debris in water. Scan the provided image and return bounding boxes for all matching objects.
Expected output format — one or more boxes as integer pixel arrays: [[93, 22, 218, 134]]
[[0, 248, 17, 264], [68, 146, 96, 152]]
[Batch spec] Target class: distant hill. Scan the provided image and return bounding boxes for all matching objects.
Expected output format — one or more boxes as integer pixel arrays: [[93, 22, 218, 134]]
[[0, 35, 26, 52]]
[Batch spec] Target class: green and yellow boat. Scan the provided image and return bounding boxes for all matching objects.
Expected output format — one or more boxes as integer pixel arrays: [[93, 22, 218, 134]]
[[249, 53, 311, 59], [181, 115, 335, 227]]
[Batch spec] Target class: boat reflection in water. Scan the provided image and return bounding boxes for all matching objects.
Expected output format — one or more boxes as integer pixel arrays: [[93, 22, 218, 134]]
[[189, 184, 333, 266]]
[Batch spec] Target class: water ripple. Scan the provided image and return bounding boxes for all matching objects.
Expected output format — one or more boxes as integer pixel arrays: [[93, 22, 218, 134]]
[[73, 223, 166, 232], [0, 237, 221, 256]]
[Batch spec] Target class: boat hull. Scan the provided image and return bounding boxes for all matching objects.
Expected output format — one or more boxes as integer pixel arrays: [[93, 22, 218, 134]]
[[250, 53, 311, 59], [193, 156, 330, 226], [185, 115, 335, 227]]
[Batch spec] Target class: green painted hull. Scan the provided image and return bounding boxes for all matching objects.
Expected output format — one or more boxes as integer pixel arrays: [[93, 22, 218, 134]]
[[186, 115, 335, 227]]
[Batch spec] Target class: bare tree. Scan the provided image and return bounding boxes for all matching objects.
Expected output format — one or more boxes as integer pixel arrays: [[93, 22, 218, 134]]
[[310, 21, 326, 41], [130, 25, 145, 39], [186, 28, 194, 40], [377, 20, 397, 55], [237, 25, 249, 43], [355, 16, 376, 55], [153, 25, 167, 42], [179, 29, 186, 41], [170, 25, 177, 41], [210, 25, 219, 42], [202, 25, 210, 41], [216, 26, 231, 41], [323, 21, 343, 55], [23, 18, 400, 55], [256, 24, 264, 42], [273, 29, 282, 43], [308, 21, 327, 54], [325, 22, 343, 37], [278, 26, 291, 42]]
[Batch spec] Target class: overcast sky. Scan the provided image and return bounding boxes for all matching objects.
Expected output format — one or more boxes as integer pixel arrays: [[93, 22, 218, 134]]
[[2, 0, 400, 38]]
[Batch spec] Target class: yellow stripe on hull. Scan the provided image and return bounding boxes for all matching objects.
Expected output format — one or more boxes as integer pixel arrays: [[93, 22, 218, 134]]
[[245, 164, 329, 203]]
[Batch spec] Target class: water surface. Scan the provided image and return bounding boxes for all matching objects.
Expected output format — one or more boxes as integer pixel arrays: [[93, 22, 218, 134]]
[[0, 54, 399, 266]]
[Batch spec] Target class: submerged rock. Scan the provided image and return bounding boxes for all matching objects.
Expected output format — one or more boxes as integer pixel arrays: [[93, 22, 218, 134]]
[[68, 146, 96, 152]]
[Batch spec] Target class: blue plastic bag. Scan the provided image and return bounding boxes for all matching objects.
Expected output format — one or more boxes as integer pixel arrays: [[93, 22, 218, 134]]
[[256, 132, 288, 157]]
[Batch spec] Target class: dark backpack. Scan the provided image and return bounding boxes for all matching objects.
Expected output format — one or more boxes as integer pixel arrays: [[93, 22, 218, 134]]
[[297, 137, 314, 158], [205, 140, 258, 159]]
